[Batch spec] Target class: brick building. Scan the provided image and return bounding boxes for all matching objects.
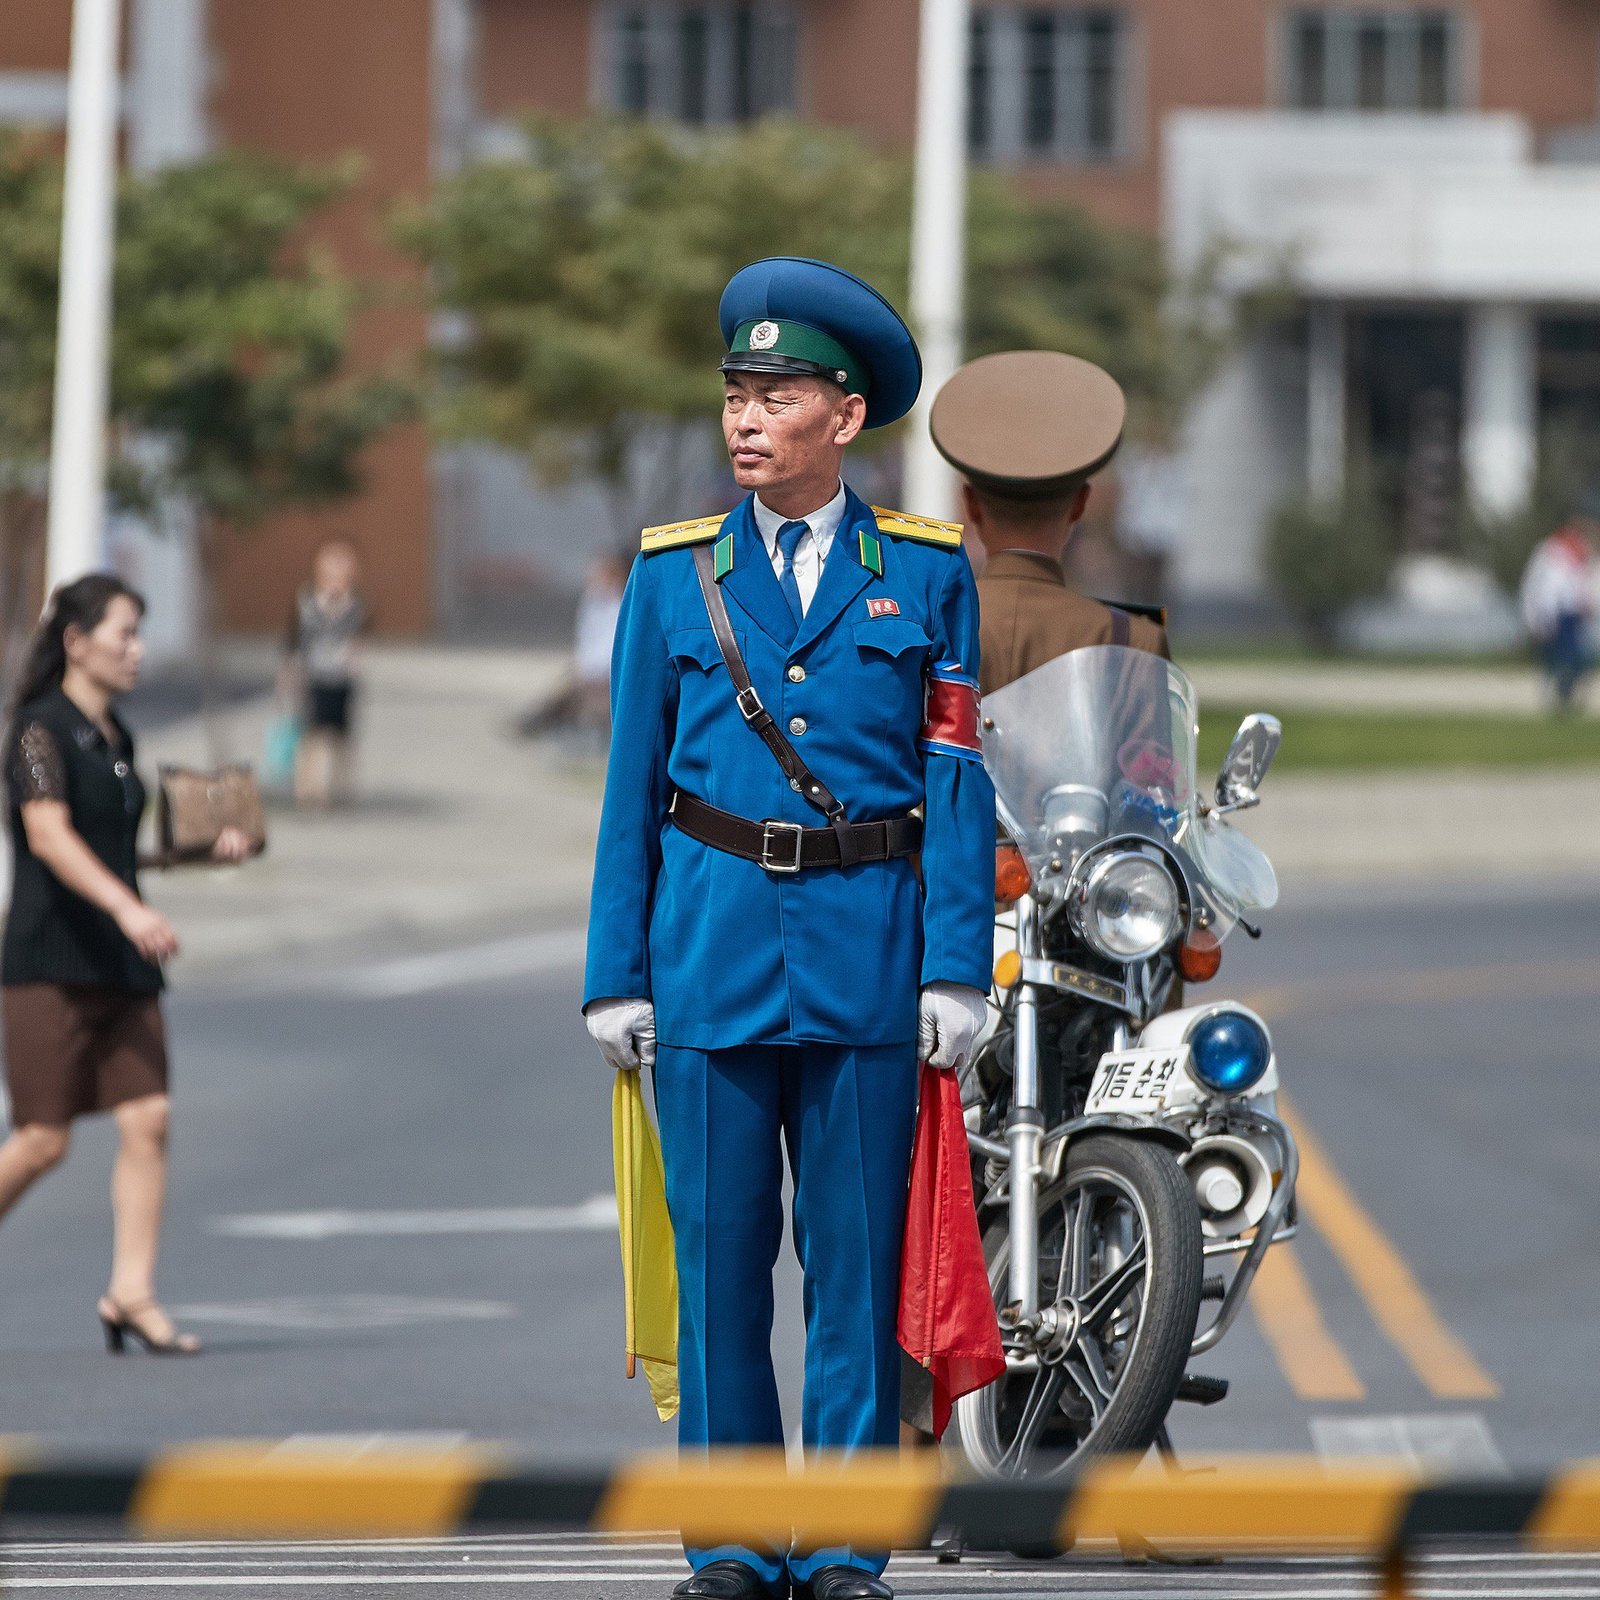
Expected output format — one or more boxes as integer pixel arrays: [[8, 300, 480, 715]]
[[6, 2, 1600, 638]]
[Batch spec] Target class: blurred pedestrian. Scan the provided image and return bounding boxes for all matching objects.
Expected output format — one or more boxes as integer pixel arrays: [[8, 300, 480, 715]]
[[1520, 506, 1599, 712], [283, 538, 369, 807], [518, 548, 629, 746], [0, 574, 252, 1356]]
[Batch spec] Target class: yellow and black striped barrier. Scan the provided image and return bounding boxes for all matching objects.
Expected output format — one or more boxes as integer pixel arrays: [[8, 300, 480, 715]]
[[2, 1447, 1598, 1595]]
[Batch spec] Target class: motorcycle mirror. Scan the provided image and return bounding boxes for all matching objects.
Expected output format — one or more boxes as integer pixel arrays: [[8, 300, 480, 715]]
[[1214, 713, 1282, 815]]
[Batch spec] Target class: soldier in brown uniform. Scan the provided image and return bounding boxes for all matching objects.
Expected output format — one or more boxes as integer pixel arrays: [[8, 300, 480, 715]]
[[900, 352, 1175, 1446], [929, 350, 1169, 690]]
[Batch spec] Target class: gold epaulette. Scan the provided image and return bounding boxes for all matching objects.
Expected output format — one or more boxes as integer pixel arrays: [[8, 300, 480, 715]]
[[871, 506, 964, 549], [640, 513, 728, 555]]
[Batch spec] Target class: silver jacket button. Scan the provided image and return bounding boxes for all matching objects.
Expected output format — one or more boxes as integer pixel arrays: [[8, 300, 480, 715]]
[[787, 664, 805, 683], [788, 716, 807, 736]]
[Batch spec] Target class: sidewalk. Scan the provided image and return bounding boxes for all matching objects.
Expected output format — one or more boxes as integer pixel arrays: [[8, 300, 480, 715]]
[[138, 645, 600, 975], [1188, 659, 1598, 717], [133, 645, 1600, 980]]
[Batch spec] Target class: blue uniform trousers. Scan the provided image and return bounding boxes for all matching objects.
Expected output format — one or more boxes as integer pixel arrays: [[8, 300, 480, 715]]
[[654, 1041, 918, 1588]]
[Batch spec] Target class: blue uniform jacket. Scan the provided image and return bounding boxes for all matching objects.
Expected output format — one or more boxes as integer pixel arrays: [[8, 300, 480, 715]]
[[583, 486, 996, 1050]]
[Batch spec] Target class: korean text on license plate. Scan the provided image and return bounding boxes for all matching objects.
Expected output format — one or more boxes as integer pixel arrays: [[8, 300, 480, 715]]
[[1085, 1047, 1189, 1116]]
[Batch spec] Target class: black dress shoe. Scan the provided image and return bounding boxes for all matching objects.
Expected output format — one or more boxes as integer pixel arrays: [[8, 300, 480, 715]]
[[672, 1559, 788, 1599], [797, 1567, 893, 1600]]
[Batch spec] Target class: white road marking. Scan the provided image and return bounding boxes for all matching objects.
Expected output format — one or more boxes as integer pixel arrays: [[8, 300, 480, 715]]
[[267, 1433, 472, 1457], [6, 1538, 1596, 1597], [334, 930, 584, 998], [166, 1295, 516, 1330], [7, 1581, 1600, 1596], [1310, 1412, 1506, 1474], [211, 1195, 617, 1240]]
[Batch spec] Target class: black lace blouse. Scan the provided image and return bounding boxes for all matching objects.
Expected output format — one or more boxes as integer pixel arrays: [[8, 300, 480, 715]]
[[3, 688, 162, 991]]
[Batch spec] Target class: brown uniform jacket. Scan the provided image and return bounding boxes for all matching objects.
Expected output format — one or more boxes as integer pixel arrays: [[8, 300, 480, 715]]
[[976, 549, 1169, 696]]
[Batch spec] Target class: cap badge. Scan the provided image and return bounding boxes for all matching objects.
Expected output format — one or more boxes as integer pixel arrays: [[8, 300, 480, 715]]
[[749, 320, 780, 351], [867, 597, 901, 618]]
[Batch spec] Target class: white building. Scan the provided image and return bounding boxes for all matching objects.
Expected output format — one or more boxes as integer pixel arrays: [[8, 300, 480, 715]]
[[1167, 110, 1600, 620]]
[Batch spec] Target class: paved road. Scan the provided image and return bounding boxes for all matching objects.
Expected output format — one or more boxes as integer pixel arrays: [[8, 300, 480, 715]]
[[0, 878, 1596, 1594], [4, 1538, 1598, 1597]]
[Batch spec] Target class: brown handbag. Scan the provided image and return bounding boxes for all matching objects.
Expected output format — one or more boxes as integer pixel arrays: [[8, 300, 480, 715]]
[[155, 764, 268, 864]]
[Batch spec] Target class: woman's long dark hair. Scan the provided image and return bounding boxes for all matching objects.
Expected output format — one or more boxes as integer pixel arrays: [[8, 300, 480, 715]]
[[5, 573, 146, 750]]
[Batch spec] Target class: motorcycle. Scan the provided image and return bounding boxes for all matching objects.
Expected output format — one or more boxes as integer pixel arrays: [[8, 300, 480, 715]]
[[952, 644, 1296, 1479]]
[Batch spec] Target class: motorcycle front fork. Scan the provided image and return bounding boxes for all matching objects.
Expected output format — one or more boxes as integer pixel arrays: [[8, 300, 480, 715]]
[[1005, 898, 1131, 1335], [1006, 900, 1044, 1325]]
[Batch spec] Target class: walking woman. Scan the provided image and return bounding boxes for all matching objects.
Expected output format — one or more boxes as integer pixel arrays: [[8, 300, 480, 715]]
[[0, 575, 249, 1355]]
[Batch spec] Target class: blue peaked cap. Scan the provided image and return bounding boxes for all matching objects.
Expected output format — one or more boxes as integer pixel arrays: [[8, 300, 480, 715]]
[[718, 257, 922, 429]]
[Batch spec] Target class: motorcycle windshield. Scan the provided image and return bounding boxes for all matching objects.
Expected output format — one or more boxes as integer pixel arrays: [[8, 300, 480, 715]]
[[980, 645, 1278, 926]]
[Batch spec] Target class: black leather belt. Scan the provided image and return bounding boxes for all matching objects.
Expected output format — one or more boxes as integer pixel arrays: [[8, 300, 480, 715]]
[[670, 791, 922, 875]]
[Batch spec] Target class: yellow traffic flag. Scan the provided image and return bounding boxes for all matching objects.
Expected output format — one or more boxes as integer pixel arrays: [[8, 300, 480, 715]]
[[612, 1069, 679, 1422]]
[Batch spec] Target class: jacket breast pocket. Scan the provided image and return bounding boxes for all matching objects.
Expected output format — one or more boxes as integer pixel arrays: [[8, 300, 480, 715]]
[[668, 627, 739, 675], [852, 618, 930, 661], [852, 617, 931, 724]]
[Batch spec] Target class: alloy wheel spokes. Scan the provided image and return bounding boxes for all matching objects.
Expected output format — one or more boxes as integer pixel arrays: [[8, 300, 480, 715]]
[[1080, 1238, 1148, 1332], [1060, 1348, 1109, 1422], [997, 1365, 1068, 1474], [1068, 1190, 1097, 1297]]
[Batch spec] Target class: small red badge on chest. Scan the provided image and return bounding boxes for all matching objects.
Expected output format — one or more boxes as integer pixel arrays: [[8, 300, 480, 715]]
[[866, 598, 901, 618]]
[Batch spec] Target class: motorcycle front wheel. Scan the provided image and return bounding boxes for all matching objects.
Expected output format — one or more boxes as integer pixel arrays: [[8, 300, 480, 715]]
[[952, 1133, 1203, 1482]]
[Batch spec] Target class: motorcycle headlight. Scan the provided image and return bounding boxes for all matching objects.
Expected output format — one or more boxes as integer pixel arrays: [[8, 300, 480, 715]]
[[1076, 852, 1182, 962], [1187, 1008, 1272, 1095]]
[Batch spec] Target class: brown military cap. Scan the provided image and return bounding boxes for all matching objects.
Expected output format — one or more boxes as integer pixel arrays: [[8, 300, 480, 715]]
[[930, 350, 1127, 500]]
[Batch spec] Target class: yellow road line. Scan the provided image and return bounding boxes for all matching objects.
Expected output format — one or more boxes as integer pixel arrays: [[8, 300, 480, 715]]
[[1282, 1102, 1499, 1401], [1247, 1242, 1366, 1401]]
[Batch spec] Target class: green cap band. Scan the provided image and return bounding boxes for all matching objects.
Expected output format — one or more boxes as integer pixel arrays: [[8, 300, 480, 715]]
[[726, 319, 870, 396]]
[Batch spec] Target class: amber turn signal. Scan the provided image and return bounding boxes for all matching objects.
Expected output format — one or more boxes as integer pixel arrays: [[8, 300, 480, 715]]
[[993, 949, 1022, 990], [995, 844, 1032, 905], [1178, 927, 1223, 983]]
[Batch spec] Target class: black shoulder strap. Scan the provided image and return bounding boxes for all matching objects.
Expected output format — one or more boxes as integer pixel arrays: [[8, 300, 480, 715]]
[[1108, 606, 1132, 648], [690, 544, 860, 868]]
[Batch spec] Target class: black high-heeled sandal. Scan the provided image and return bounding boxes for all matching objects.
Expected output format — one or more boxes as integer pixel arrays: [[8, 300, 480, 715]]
[[98, 1296, 202, 1356]]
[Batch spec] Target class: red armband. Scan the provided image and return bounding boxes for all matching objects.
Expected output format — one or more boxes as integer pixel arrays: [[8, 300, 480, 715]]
[[920, 665, 983, 761]]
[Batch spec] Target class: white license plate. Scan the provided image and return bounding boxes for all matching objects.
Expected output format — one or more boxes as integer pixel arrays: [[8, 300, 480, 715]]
[[1084, 1047, 1190, 1116]]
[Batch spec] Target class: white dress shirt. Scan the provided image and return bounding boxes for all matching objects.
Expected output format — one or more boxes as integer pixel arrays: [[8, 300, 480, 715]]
[[752, 482, 847, 615]]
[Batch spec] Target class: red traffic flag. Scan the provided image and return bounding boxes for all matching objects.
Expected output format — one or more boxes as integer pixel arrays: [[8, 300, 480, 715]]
[[898, 1061, 1006, 1437]]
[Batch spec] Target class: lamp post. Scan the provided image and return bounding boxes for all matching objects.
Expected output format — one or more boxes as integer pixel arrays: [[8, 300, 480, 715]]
[[902, 0, 971, 522], [46, 0, 123, 592]]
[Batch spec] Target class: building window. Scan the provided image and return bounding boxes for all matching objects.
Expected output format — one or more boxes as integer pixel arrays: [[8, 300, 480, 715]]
[[602, 3, 796, 125], [969, 7, 1130, 164], [1285, 9, 1463, 112]]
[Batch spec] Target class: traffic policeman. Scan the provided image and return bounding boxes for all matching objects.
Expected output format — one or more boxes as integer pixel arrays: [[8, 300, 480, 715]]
[[930, 350, 1171, 689], [584, 257, 995, 1600]]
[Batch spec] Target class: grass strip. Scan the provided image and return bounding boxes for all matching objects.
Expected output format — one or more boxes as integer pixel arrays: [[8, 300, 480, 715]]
[[1196, 706, 1600, 773]]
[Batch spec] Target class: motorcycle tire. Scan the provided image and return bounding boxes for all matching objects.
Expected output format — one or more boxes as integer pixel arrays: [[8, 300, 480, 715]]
[[952, 1133, 1204, 1488]]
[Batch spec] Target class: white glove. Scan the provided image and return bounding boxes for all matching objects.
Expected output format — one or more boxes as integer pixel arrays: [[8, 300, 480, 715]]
[[584, 997, 656, 1071], [917, 982, 988, 1073]]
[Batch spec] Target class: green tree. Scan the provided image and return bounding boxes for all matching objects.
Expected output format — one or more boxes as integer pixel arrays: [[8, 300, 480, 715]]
[[0, 134, 65, 678], [113, 153, 411, 625], [0, 140, 409, 706], [1265, 478, 1400, 650], [402, 115, 1221, 533], [400, 117, 907, 536]]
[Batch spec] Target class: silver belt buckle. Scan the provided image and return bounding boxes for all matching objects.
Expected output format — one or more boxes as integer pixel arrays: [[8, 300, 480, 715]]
[[759, 819, 804, 875]]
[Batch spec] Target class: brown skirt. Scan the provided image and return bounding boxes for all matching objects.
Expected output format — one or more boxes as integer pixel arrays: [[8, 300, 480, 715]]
[[2, 984, 169, 1128]]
